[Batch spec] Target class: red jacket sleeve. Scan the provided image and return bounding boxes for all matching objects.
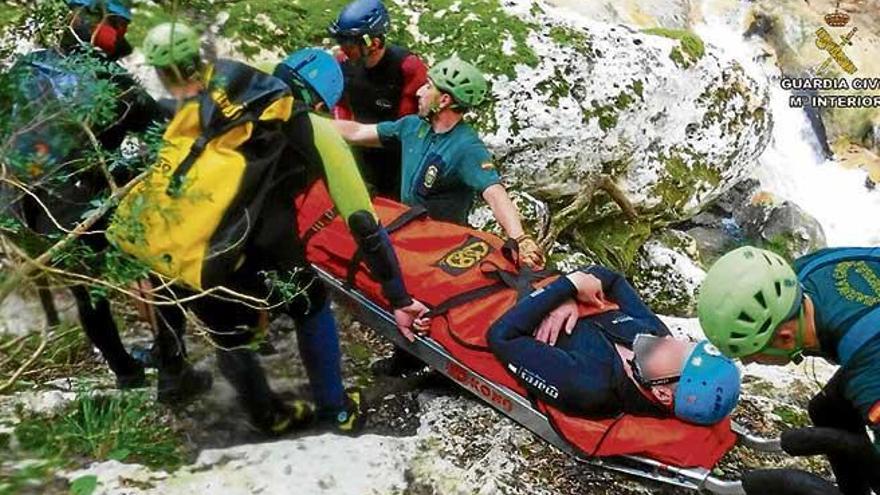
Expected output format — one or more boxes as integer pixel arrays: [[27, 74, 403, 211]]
[[398, 54, 428, 118]]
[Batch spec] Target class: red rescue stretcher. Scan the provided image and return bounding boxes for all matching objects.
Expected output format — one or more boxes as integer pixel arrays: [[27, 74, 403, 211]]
[[295, 182, 782, 493]]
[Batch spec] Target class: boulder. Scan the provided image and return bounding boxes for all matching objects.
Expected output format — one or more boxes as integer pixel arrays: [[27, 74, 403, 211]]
[[483, 8, 772, 224], [738, 195, 828, 260], [631, 230, 706, 317]]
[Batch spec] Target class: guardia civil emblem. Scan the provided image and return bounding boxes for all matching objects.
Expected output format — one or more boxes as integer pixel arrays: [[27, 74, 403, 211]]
[[423, 165, 439, 189]]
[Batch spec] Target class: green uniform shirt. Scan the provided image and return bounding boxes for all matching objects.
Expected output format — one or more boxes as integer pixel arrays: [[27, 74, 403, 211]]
[[377, 115, 499, 224], [794, 248, 880, 421]]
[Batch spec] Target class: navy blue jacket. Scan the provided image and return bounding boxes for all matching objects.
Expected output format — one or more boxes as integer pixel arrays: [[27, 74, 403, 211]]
[[488, 266, 670, 419]]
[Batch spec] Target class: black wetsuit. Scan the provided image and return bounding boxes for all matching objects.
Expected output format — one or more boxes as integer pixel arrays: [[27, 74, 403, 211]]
[[337, 45, 427, 199]]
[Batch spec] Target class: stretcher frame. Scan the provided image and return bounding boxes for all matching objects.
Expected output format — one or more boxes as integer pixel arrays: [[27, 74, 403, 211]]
[[315, 266, 782, 494]]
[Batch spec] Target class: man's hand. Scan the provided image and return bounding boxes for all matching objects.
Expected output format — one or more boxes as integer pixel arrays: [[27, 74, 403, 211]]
[[393, 299, 431, 342], [566, 271, 606, 307], [534, 298, 578, 346], [516, 234, 545, 271]]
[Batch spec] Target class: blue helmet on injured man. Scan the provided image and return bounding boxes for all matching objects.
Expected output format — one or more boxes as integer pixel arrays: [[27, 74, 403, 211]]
[[674, 341, 741, 425], [631, 335, 740, 425]]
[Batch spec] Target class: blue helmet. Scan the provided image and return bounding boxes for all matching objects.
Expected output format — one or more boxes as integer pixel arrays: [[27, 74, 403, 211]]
[[274, 48, 344, 109], [328, 0, 391, 42], [66, 0, 132, 21], [674, 340, 741, 425]]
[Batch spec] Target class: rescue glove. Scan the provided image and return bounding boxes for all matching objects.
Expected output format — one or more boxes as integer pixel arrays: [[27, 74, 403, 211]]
[[515, 233, 545, 271], [742, 468, 841, 495]]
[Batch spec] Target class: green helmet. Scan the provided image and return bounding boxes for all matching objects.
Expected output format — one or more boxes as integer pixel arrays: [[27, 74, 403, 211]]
[[697, 246, 803, 359], [142, 22, 200, 68], [428, 57, 488, 109]]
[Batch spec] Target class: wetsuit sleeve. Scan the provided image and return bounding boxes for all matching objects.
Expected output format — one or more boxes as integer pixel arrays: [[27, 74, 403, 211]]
[[458, 144, 500, 194], [397, 54, 428, 118], [581, 265, 667, 331], [306, 113, 412, 307], [306, 113, 373, 220], [487, 277, 603, 412]]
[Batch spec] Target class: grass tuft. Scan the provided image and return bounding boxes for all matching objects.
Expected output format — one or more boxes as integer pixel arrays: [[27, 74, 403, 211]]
[[13, 390, 185, 470]]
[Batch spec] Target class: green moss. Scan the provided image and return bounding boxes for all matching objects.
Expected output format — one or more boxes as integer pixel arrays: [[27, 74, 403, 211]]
[[632, 80, 644, 98], [773, 404, 810, 428], [644, 27, 705, 69], [0, 3, 24, 31], [669, 46, 688, 68], [548, 25, 593, 57], [698, 75, 768, 136], [534, 66, 573, 111], [581, 82, 643, 132], [570, 216, 653, 271], [650, 150, 722, 218], [388, 0, 539, 80]]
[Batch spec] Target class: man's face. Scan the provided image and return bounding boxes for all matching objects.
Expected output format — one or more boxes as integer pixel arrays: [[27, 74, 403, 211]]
[[156, 65, 200, 100], [740, 318, 799, 366], [338, 41, 364, 62], [416, 80, 443, 117], [641, 338, 693, 382]]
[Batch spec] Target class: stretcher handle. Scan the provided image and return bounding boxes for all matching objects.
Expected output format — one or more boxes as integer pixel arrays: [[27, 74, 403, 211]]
[[741, 469, 840, 495]]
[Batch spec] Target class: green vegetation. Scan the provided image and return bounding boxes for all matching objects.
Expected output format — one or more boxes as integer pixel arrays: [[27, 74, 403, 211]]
[[650, 150, 722, 218], [571, 216, 653, 272], [643, 28, 705, 69], [130, 0, 539, 79], [0, 324, 100, 392], [773, 404, 810, 428], [580, 81, 644, 132], [534, 67, 572, 109], [548, 25, 593, 57], [699, 74, 770, 140], [127, 0, 542, 133], [0, 459, 56, 495], [0, 3, 24, 31], [14, 390, 185, 470]]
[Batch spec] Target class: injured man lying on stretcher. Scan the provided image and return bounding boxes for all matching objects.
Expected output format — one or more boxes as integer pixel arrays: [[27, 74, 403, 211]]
[[488, 265, 741, 426]]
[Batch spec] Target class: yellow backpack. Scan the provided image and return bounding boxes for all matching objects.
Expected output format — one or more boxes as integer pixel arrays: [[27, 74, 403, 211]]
[[109, 60, 294, 290]]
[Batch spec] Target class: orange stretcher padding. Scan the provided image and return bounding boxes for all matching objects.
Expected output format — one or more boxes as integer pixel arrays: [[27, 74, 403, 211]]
[[295, 181, 736, 469]]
